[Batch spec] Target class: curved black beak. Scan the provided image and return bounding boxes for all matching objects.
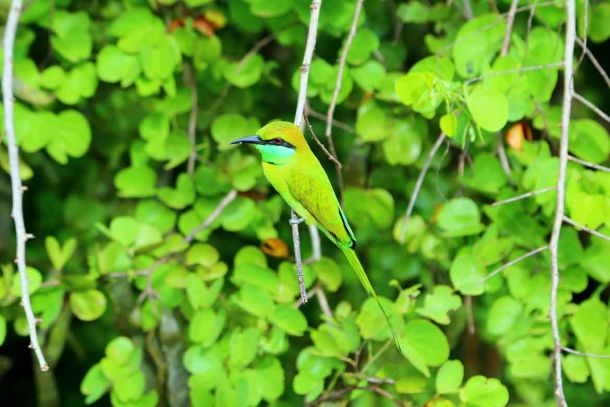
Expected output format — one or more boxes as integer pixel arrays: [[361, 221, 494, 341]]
[[230, 135, 262, 145]]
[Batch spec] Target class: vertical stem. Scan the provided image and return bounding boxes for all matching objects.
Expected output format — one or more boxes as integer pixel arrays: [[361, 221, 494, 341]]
[[2, 0, 49, 371], [549, 0, 575, 404], [291, 0, 323, 302]]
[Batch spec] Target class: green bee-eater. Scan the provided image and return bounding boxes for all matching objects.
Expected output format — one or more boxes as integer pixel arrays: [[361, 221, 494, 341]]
[[231, 121, 399, 347]]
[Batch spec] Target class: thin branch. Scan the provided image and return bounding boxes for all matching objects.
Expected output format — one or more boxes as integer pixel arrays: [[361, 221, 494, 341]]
[[576, 0, 589, 70], [549, 1, 576, 404], [563, 217, 610, 242], [567, 155, 610, 173], [107, 190, 237, 280], [573, 92, 610, 123], [315, 285, 333, 318], [290, 0, 323, 303], [236, 34, 275, 73], [483, 245, 549, 282], [290, 213, 308, 303], [400, 133, 446, 243], [304, 112, 342, 168], [462, 0, 473, 19], [305, 223, 322, 264], [496, 133, 512, 180], [561, 346, 610, 359], [465, 62, 564, 85], [491, 187, 555, 207], [324, 0, 364, 195], [307, 107, 355, 134], [294, 0, 322, 130], [184, 64, 199, 175], [185, 189, 237, 243], [2, 0, 49, 372], [294, 287, 316, 307], [501, 0, 520, 56], [465, 295, 476, 335], [575, 38, 610, 88]]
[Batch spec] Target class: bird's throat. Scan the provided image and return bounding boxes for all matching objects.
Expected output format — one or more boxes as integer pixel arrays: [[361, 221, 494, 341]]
[[255, 144, 296, 165]]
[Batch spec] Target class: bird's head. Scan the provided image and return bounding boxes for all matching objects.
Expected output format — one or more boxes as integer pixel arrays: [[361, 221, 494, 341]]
[[230, 121, 308, 165]]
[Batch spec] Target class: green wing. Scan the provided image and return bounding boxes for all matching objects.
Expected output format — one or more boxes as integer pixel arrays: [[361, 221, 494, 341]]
[[286, 161, 356, 248]]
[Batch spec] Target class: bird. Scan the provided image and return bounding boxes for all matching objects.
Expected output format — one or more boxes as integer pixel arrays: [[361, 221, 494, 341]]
[[231, 120, 400, 349]]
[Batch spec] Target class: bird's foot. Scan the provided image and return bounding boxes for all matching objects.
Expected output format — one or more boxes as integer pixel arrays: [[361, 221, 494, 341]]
[[289, 217, 306, 225]]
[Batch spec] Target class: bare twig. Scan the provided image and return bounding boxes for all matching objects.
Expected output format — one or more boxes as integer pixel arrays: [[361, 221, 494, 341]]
[[465, 62, 564, 84], [290, 0, 323, 302], [483, 245, 548, 282], [294, 0, 322, 130], [491, 187, 555, 207], [562, 346, 610, 359], [563, 217, 610, 242], [462, 0, 473, 19], [549, 1, 576, 404], [465, 295, 476, 335], [315, 285, 333, 318], [307, 107, 355, 134], [304, 113, 343, 168], [573, 92, 610, 123], [496, 133, 512, 180], [567, 155, 610, 173], [290, 213, 308, 303], [400, 133, 447, 243], [184, 64, 199, 175], [324, 0, 364, 194], [305, 223, 322, 264], [185, 189, 237, 243], [236, 34, 275, 73], [294, 287, 317, 307], [576, 0, 589, 69], [501, 0, 520, 56], [2, 0, 49, 372], [575, 38, 610, 88]]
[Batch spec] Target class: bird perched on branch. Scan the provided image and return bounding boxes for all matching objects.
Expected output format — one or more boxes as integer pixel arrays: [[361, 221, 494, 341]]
[[231, 121, 400, 349]]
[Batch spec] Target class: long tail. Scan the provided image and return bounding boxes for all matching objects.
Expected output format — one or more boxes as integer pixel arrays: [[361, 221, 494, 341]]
[[341, 247, 401, 351]]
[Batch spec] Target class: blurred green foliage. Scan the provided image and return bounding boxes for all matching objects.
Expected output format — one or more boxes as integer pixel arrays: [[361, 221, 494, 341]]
[[1, 0, 610, 405]]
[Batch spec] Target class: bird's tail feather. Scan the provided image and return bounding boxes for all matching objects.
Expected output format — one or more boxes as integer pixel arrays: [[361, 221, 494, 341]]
[[341, 247, 402, 351]]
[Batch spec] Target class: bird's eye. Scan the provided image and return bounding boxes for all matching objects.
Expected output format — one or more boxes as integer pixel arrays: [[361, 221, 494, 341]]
[[273, 138, 283, 145]]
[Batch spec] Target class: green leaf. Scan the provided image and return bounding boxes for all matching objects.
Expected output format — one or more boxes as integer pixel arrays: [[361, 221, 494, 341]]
[[45, 236, 77, 271], [157, 174, 196, 209], [462, 153, 508, 194], [416, 285, 461, 325], [356, 297, 404, 341], [486, 296, 523, 335], [189, 309, 225, 346], [397, 2, 430, 23], [436, 360, 464, 394], [355, 101, 391, 142], [563, 355, 589, 383], [51, 11, 92, 62], [437, 198, 484, 237], [589, 4, 610, 43], [351, 60, 385, 92], [115, 166, 157, 198], [311, 257, 342, 292], [70, 289, 107, 321], [459, 376, 509, 407], [213, 114, 260, 149], [45, 110, 92, 164], [450, 249, 486, 295], [230, 328, 260, 367], [382, 117, 425, 166], [96, 45, 140, 85], [141, 36, 180, 80], [400, 319, 449, 377], [11, 266, 42, 296], [346, 29, 379, 66], [269, 304, 307, 336], [570, 119, 610, 164], [570, 298, 607, 353], [0, 314, 6, 347], [466, 84, 509, 132], [225, 54, 264, 88], [81, 363, 110, 404], [453, 14, 505, 78], [135, 200, 176, 235]]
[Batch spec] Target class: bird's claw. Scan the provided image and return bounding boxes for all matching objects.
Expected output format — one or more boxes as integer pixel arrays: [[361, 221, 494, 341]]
[[289, 217, 306, 225]]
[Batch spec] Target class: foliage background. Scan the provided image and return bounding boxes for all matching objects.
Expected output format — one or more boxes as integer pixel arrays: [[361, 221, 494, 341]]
[[1, 0, 610, 405]]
